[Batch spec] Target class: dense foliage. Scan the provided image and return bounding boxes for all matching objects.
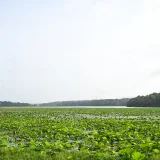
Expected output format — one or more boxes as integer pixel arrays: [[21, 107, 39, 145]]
[[1, 108, 160, 160], [127, 93, 160, 107], [40, 98, 129, 106]]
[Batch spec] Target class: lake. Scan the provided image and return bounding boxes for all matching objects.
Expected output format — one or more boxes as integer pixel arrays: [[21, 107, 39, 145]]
[[34, 106, 129, 108]]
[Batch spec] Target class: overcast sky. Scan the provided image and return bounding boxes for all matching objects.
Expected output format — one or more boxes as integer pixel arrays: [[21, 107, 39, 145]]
[[0, 0, 160, 103]]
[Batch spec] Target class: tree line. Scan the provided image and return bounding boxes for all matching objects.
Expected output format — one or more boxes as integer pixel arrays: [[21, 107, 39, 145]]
[[40, 98, 129, 106], [1, 92, 160, 107], [127, 93, 160, 107], [0, 101, 30, 107]]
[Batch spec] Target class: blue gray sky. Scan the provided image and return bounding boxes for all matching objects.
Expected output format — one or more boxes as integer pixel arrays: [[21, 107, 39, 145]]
[[0, 0, 160, 103]]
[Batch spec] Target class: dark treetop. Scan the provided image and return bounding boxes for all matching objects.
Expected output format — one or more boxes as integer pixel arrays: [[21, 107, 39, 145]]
[[127, 92, 160, 107]]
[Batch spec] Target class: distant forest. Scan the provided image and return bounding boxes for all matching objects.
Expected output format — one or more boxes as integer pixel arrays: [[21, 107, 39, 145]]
[[127, 93, 160, 107], [0, 101, 30, 107], [40, 98, 129, 106], [0, 99, 129, 107], [1, 93, 160, 107]]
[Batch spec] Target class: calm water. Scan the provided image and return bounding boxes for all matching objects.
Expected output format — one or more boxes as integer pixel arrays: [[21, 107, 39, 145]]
[[35, 106, 129, 108]]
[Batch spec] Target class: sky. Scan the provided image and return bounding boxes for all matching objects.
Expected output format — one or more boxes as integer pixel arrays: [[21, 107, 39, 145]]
[[0, 0, 160, 103]]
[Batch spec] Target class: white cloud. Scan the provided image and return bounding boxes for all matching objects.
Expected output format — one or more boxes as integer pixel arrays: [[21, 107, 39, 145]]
[[149, 69, 160, 78]]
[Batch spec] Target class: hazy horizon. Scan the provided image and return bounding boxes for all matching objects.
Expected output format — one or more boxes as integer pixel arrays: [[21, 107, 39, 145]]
[[1, 0, 160, 103]]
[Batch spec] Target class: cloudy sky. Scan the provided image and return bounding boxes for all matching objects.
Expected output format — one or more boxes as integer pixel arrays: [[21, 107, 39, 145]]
[[0, 0, 160, 103]]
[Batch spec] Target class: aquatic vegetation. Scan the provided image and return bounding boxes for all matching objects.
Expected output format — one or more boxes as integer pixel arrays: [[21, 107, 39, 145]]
[[0, 108, 160, 160]]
